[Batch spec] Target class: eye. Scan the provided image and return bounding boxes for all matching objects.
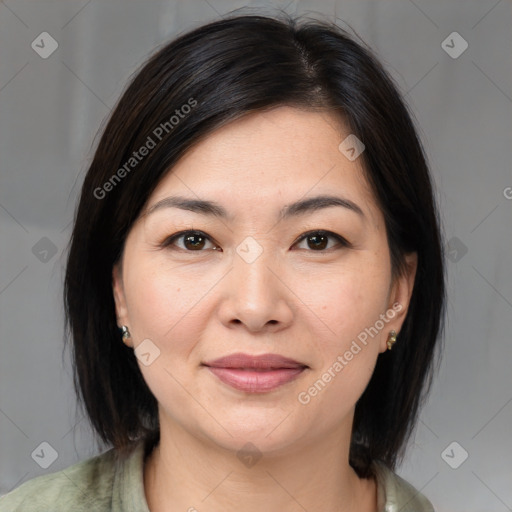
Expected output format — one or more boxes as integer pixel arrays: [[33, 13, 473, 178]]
[[292, 230, 350, 251], [161, 230, 218, 252], [160, 229, 350, 253]]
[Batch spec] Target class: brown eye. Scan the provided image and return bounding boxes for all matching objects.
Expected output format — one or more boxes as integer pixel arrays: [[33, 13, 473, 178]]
[[293, 230, 349, 251], [182, 233, 207, 250], [162, 230, 218, 251]]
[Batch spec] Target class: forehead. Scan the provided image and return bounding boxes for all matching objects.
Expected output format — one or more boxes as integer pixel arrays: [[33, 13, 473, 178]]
[[144, 106, 380, 225]]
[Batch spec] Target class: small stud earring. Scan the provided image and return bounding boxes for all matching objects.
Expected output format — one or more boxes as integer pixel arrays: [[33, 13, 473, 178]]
[[120, 325, 132, 346], [386, 330, 397, 351]]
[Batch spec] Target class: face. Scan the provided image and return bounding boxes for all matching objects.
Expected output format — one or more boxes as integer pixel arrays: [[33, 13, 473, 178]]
[[113, 106, 417, 456]]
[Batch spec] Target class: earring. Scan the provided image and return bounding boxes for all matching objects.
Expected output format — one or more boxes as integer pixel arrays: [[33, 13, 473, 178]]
[[386, 330, 397, 351], [120, 325, 131, 346]]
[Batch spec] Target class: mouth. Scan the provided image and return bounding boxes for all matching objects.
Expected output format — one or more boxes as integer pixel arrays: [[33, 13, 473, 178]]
[[203, 352, 307, 369], [202, 352, 309, 393], [204, 366, 307, 393]]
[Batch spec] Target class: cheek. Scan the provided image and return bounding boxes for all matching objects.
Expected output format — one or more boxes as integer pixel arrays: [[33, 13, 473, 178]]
[[122, 262, 208, 416], [125, 270, 172, 337], [296, 272, 385, 423], [123, 257, 209, 341], [302, 259, 390, 342], [297, 257, 390, 391]]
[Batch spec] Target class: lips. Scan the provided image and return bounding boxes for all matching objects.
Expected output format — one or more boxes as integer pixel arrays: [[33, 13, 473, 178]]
[[202, 353, 308, 393], [202, 352, 307, 370]]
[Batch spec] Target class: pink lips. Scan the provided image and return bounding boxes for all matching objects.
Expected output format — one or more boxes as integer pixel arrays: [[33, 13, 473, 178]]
[[202, 353, 308, 393]]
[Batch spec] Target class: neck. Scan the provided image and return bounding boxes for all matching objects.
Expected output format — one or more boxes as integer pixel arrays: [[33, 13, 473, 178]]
[[143, 418, 377, 512]]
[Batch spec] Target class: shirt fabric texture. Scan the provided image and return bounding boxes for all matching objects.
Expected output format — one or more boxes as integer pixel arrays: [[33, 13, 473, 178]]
[[1, 439, 434, 511]]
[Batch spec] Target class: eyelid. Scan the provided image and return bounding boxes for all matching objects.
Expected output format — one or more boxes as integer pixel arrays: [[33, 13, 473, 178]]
[[160, 229, 351, 252], [160, 230, 218, 251], [293, 229, 351, 250]]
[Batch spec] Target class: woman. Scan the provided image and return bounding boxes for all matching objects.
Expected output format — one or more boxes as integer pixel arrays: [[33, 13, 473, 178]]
[[1, 13, 446, 512]]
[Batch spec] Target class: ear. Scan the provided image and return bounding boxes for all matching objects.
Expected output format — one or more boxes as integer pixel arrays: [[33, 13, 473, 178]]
[[379, 252, 418, 353], [112, 263, 130, 328]]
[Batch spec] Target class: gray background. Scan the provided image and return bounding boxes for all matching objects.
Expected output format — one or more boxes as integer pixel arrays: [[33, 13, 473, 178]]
[[1, 0, 511, 510]]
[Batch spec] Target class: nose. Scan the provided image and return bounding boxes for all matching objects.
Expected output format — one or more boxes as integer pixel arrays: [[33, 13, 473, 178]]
[[218, 247, 294, 333]]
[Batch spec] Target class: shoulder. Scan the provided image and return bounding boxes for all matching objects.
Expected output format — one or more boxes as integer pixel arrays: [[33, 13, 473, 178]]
[[372, 461, 435, 512], [0, 447, 119, 512]]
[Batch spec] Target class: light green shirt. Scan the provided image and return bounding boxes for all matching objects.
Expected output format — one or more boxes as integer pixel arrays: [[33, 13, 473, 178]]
[[1, 440, 434, 511]]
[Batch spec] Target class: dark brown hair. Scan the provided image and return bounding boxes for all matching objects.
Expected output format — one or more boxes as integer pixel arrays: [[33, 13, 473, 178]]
[[64, 12, 446, 478]]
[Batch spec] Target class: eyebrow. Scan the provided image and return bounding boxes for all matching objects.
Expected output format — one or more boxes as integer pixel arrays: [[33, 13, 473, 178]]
[[144, 194, 365, 222]]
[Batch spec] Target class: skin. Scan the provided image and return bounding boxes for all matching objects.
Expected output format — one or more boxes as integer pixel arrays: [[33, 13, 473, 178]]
[[112, 106, 417, 512]]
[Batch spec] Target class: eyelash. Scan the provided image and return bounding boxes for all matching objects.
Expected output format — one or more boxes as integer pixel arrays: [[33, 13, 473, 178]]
[[160, 229, 351, 253]]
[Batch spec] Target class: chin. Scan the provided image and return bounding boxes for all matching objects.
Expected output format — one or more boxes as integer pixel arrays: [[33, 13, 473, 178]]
[[196, 414, 304, 457]]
